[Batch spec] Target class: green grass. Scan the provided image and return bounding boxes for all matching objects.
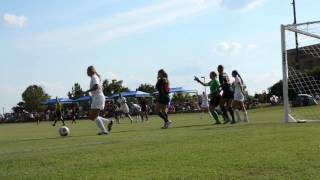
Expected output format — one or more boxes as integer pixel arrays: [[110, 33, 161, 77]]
[[1, 106, 320, 180]]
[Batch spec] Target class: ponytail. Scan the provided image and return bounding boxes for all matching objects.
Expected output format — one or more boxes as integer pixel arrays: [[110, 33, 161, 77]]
[[232, 70, 244, 85], [238, 73, 244, 85]]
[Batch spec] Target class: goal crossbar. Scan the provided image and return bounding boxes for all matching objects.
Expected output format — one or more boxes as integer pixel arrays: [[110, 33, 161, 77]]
[[285, 26, 320, 39]]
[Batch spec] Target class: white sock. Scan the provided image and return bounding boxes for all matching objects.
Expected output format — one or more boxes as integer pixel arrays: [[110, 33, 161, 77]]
[[98, 116, 110, 124], [235, 109, 241, 122], [244, 111, 248, 122], [95, 117, 107, 133], [208, 111, 213, 118]]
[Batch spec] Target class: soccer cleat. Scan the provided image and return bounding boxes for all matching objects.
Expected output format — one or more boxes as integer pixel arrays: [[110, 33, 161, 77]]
[[107, 121, 113, 132], [97, 132, 108, 136], [223, 119, 230, 124], [161, 121, 172, 129]]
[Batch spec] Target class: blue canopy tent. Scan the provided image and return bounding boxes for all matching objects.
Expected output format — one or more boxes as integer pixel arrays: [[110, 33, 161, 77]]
[[42, 98, 74, 105], [110, 91, 151, 98], [73, 96, 111, 102], [154, 87, 198, 94], [74, 96, 91, 102]]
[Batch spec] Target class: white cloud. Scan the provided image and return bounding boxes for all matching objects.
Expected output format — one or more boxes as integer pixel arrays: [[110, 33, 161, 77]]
[[220, 0, 265, 11], [3, 13, 28, 28], [24, 0, 221, 48], [213, 42, 242, 55], [247, 43, 257, 49], [213, 42, 258, 55]]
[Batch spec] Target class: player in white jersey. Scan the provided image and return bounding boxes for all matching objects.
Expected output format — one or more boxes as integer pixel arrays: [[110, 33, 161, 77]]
[[232, 70, 248, 123], [199, 92, 212, 120], [84, 66, 113, 135], [130, 103, 143, 122], [117, 94, 134, 124]]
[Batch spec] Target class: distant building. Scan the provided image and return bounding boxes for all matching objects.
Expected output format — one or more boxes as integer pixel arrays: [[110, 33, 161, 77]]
[[287, 44, 320, 72]]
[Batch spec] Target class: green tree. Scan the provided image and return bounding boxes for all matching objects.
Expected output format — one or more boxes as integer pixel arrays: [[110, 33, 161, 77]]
[[102, 79, 129, 96], [268, 80, 283, 98], [268, 80, 296, 101], [68, 83, 83, 99], [172, 93, 195, 103], [22, 85, 50, 112], [12, 102, 26, 114], [137, 83, 156, 93]]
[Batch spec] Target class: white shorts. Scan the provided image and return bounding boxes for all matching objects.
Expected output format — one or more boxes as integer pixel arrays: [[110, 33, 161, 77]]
[[201, 102, 209, 108], [120, 104, 130, 114], [234, 92, 244, 102], [91, 95, 105, 110]]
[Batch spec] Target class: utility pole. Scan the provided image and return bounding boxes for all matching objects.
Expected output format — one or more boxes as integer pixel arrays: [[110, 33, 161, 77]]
[[2, 107, 4, 115], [292, 0, 300, 69]]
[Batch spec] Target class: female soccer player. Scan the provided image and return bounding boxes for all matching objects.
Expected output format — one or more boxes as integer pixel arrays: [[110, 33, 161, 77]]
[[217, 65, 235, 124], [71, 106, 77, 124], [84, 66, 113, 135], [221, 76, 236, 124], [117, 94, 134, 124], [139, 97, 149, 122], [199, 92, 210, 120], [156, 69, 172, 129], [195, 72, 221, 124], [232, 70, 248, 122], [52, 97, 65, 126]]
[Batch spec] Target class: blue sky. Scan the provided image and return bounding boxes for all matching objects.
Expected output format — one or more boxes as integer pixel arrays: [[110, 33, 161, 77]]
[[0, 0, 319, 112]]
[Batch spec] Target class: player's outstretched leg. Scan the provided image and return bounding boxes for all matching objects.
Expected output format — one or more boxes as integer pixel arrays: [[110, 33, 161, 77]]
[[61, 118, 66, 126], [52, 119, 57, 126]]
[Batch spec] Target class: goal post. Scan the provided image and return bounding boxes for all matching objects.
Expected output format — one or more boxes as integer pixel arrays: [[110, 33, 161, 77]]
[[281, 20, 320, 123]]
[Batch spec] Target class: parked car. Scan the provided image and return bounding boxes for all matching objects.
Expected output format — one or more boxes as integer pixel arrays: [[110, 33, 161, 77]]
[[293, 94, 318, 107]]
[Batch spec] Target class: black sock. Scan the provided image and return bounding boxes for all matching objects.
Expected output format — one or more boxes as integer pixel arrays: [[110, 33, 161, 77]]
[[158, 113, 168, 123], [228, 107, 235, 122], [221, 106, 229, 121], [164, 113, 169, 121]]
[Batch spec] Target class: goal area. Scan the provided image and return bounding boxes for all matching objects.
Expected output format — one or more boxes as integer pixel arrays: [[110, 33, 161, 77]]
[[281, 20, 320, 123]]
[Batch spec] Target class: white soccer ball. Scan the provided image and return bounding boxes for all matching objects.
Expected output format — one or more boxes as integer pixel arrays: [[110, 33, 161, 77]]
[[59, 126, 70, 137]]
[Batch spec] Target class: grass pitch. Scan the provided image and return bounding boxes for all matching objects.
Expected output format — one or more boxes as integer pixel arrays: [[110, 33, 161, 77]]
[[1, 106, 320, 180]]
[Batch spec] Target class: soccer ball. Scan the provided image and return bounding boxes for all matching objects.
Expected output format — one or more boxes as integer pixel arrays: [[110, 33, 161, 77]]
[[59, 126, 70, 137]]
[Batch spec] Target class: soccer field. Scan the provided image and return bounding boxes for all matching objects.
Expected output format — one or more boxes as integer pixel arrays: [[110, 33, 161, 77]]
[[1, 106, 320, 180]]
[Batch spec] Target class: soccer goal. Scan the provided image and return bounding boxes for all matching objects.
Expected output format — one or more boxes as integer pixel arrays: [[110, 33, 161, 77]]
[[281, 20, 320, 123]]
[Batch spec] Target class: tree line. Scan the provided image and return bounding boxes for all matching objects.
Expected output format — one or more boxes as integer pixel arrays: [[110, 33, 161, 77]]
[[12, 78, 156, 114]]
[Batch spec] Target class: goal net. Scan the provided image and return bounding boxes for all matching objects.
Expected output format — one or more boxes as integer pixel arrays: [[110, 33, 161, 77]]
[[281, 21, 320, 123]]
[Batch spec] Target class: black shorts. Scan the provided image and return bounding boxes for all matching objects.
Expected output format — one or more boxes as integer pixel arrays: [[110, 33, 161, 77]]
[[209, 94, 220, 107], [157, 95, 170, 105], [222, 92, 234, 99], [56, 111, 62, 118], [141, 105, 148, 112]]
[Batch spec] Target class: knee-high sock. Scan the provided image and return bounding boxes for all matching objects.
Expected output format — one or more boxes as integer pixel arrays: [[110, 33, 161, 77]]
[[158, 112, 168, 123], [228, 107, 235, 122], [164, 113, 169, 121], [210, 110, 220, 123], [244, 110, 249, 122], [235, 109, 241, 121], [221, 106, 229, 121], [95, 117, 107, 133], [99, 116, 110, 124]]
